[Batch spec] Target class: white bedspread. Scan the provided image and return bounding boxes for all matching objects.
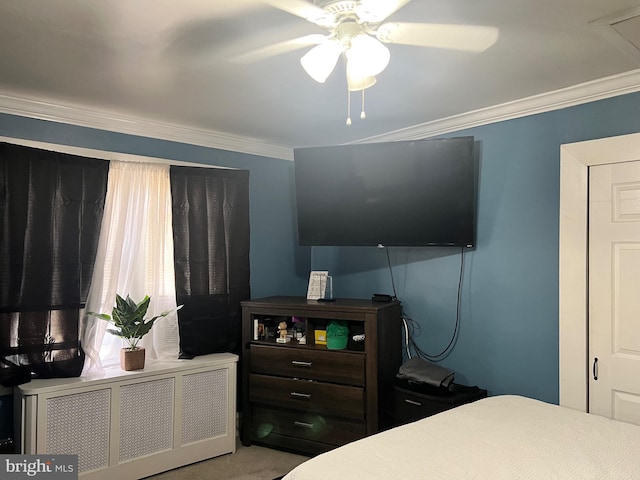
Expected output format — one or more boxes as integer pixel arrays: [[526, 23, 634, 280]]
[[283, 395, 640, 480]]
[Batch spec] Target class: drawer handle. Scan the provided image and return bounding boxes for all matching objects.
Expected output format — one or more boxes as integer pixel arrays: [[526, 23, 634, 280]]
[[291, 360, 312, 367], [405, 399, 422, 407], [293, 421, 314, 429], [291, 392, 311, 399]]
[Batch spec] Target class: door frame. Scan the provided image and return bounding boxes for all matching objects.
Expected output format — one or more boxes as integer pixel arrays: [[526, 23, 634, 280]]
[[559, 132, 640, 412]]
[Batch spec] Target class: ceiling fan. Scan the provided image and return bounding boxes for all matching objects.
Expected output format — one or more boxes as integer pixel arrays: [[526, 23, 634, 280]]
[[233, 0, 499, 123]]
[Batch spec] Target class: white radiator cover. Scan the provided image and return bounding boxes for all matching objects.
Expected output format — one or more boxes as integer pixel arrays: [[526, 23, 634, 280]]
[[15, 353, 237, 479]]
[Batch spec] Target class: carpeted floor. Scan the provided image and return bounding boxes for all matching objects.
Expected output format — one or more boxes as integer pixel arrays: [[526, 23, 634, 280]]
[[145, 439, 309, 480]]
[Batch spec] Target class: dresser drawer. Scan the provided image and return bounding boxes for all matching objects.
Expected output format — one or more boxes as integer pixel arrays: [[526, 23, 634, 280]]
[[250, 344, 365, 386], [251, 405, 366, 447], [250, 373, 365, 420], [390, 385, 488, 426]]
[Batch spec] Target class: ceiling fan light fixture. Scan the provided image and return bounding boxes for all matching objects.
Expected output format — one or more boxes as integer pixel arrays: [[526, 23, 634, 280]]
[[300, 39, 343, 83], [347, 33, 390, 76], [347, 73, 377, 91], [346, 59, 377, 91]]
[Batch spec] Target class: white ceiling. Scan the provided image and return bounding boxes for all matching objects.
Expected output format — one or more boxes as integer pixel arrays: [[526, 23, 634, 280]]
[[1, 0, 640, 160]]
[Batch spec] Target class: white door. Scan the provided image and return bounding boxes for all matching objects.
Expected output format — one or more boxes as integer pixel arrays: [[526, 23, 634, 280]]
[[589, 160, 640, 425]]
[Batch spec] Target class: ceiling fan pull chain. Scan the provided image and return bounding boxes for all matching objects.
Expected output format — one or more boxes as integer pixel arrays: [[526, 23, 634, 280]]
[[361, 89, 366, 119], [346, 87, 352, 125]]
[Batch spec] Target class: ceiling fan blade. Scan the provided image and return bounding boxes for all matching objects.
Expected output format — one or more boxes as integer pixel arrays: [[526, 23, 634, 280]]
[[355, 0, 412, 23], [260, 0, 335, 27], [230, 34, 326, 64], [376, 22, 499, 52]]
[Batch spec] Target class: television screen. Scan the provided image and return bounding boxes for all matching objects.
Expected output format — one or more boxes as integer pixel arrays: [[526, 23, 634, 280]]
[[293, 136, 477, 247]]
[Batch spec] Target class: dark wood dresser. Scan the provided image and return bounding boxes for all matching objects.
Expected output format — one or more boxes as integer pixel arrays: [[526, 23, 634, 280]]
[[240, 296, 402, 456]]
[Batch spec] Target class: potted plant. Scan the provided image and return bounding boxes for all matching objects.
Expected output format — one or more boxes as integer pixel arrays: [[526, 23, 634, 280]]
[[88, 294, 182, 371]]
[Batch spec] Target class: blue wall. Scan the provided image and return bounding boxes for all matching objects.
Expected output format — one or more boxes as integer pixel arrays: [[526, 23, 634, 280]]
[[2, 90, 640, 409], [311, 91, 640, 404]]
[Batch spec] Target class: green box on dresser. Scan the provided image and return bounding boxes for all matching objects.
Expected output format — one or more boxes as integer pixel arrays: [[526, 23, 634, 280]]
[[240, 296, 402, 456]]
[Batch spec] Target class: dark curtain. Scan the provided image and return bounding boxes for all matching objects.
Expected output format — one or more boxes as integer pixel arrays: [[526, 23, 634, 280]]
[[0, 142, 108, 382], [170, 166, 250, 358]]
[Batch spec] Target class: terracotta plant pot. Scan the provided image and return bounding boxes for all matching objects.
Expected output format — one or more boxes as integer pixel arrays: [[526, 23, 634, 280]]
[[121, 347, 145, 371]]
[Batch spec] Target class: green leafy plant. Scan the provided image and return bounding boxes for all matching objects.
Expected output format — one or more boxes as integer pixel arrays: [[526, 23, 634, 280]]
[[88, 294, 182, 351]]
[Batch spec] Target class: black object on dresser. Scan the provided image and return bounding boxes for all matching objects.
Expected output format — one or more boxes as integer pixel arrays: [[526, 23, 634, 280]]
[[241, 296, 402, 456]]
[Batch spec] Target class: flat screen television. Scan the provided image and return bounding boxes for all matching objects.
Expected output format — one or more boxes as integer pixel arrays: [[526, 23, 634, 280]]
[[293, 136, 477, 247]]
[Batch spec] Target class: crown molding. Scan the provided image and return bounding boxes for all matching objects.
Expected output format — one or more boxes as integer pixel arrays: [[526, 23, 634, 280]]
[[356, 68, 640, 143], [0, 93, 294, 160], [2, 68, 640, 158]]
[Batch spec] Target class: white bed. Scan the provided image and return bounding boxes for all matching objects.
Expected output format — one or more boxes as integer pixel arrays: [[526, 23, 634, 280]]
[[283, 395, 640, 480]]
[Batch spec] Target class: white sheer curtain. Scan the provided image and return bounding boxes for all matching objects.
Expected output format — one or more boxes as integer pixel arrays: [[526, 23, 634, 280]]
[[81, 161, 180, 372]]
